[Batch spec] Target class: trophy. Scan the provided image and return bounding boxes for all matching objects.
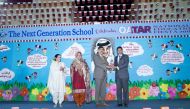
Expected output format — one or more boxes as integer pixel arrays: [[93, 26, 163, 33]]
[[108, 58, 115, 72]]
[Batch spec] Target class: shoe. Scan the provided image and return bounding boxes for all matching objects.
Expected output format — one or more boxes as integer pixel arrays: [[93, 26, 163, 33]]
[[53, 104, 57, 108], [102, 103, 109, 106], [124, 103, 128, 107], [79, 104, 83, 107], [96, 103, 103, 107], [77, 104, 80, 107], [117, 104, 122, 107], [59, 104, 62, 107]]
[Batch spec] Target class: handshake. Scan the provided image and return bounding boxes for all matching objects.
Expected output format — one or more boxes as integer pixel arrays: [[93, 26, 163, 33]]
[[106, 64, 119, 71]]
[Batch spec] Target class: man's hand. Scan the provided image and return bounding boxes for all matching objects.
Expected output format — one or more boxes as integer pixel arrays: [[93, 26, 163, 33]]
[[106, 65, 111, 69], [109, 64, 115, 68], [113, 66, 119, 70]]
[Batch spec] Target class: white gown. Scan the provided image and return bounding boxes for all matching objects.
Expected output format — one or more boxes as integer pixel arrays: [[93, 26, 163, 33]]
[[47, 61, 66, 101]]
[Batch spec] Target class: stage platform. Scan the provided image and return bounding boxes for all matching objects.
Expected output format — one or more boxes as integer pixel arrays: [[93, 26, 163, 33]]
[[0, 99, 189, 109]]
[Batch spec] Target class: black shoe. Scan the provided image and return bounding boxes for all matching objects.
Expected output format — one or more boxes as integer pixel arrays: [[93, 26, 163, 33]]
[[117, 104, 122, 107], [124, 103, 128, 107]]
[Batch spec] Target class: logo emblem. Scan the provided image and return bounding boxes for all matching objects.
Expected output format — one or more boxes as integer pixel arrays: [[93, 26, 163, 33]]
[[0, 30, 7, 38]]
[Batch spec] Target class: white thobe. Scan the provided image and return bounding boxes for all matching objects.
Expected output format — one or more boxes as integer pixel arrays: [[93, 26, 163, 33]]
[[47, 61, 66, 104]]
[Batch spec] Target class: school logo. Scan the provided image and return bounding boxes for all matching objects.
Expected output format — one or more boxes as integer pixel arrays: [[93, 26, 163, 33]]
[[0, 30, 7, 38]]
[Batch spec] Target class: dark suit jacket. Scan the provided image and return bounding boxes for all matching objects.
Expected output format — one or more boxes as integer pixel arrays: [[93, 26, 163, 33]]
[[114, 54, 129, 79]]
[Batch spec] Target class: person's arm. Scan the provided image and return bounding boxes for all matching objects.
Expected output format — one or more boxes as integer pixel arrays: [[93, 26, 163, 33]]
[[70, 62, 74, 81], [83, 60, 90, 83], [118, 55, 129, 70], [49, 62, 54, 72], [114, 56, 119, 70], [48, 62, 54, 81], [84, 60, 91, 88], [114, 56, 117, 66], [50, 61, 59, 73], [60, 62, 66, 73], [47, 62, 54, 94]]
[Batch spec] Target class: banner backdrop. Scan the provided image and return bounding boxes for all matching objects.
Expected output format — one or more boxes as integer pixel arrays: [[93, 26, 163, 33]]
[[0, 20, 190, 101]]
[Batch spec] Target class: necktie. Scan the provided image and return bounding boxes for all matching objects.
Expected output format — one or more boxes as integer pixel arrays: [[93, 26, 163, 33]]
[[118, 56, 121, 63]]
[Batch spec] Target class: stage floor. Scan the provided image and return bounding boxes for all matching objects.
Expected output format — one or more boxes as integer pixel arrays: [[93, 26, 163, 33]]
[[0, 99, 189, 109]]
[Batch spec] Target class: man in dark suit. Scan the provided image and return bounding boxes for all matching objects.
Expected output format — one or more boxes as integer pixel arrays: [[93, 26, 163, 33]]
[[93, 46, 110, 107], [114, 46, 129, 107]]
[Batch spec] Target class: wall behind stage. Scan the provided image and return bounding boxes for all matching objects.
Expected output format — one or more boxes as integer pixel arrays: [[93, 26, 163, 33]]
[[0, 21, 190, 101]]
